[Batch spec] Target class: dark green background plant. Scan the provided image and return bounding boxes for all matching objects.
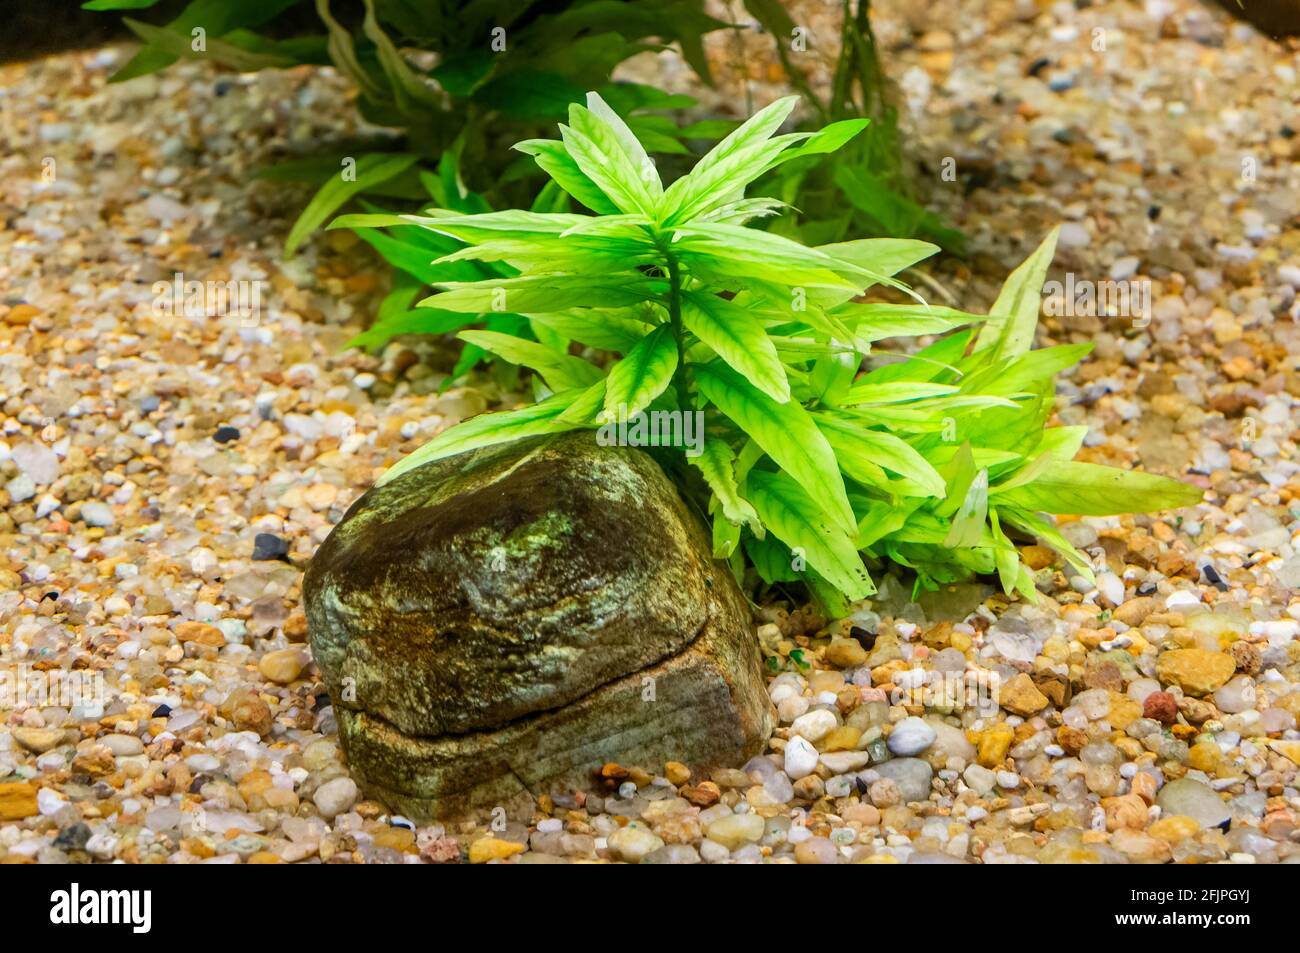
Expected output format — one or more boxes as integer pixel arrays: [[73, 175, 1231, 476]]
[[86, 0, 962, 279]]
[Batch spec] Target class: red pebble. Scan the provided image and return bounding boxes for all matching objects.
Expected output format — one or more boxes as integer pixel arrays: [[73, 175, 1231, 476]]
[[1143, 690, 1177, 724]]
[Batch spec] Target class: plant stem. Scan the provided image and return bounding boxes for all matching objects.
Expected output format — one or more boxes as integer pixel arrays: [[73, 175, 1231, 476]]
[[665, 254, 691, 411]]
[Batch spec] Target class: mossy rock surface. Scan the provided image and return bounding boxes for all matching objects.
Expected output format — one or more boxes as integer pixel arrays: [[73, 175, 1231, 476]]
[[305, 431, 772, 818]]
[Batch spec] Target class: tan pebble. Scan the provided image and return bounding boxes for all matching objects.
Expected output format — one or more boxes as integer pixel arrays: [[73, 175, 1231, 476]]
[[820, 725, 862, 752], [825, 637, 867, 668], [4, 303, 40, 326], [999, 673, 1049, 716], [304, 483, 339, 510], [282, 612, 308, 642], [1156, 648, 1235, 695], [1148, 815, 1199, 842], [664, 761, 690, 786], [978, 724, 1015, 767], [1101, 794, 1148, 831], [1130, 771, 1158, 805], [681, 782, 720, 807], [175, 621, 226, 646], [12, 727, 66, 753], [226, 688, 273, 737], [259, 648, 309, 684], [0, 781, 39, 820], [1113, 597, 1157, 627], [469, 837, 525, 863]]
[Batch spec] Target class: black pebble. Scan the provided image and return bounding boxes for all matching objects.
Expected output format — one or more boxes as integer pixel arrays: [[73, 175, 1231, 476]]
[[1026, 57, 1051, 78], [151, 704, 171, 718], [1202, 564, 1229, 591], [849, 625, 877, 650], [1147, 205, 1162, 221], [214, 425, 240, 444], [253, 533, 290, 561], [54, 823, 92, 852]]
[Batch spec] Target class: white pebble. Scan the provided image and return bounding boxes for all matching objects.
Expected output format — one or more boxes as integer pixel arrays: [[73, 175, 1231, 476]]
[[783, 736, 819, 780]]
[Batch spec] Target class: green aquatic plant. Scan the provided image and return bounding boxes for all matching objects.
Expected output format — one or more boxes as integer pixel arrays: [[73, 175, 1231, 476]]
[[335, 93, 1202, 610]]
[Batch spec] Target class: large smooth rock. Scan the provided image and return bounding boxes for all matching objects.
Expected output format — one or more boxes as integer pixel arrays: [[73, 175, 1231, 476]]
[[305, 432, 772, 818]]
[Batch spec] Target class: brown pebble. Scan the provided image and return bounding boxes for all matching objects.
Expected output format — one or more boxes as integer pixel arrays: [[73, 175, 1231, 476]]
[[1143, 690, 1178, 724], [1231, 640, 1261, 675], [680, 782, 720, 807]]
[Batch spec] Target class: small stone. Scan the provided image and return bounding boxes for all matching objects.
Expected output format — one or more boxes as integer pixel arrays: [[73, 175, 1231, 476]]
[[259, 647, 309, 684], [12, 727, 65, 753], [999, 673, 1049, 716], [5, 474, 35, 503], [1058, 222, 1090, 247], [469, 837, 526, 863], [783, 736, 819, 780], [826, 637, 867, 668], [175, 621, 226, 646], [820, 725, 862, 751], [312, 777, 358, 819], [869, 778, 902, 808], [978, 724, 1015, 767], [1156, 649, 1236, 695], [887, 716, 936, 756], [819, 751, 870, 773], [873, 757, 933, 803], [214, 425, 241, 444], [1213, 675, 1256, 714], [705, 812, 765, 849], [1148, 814, 1200, 843], [1101, 794, 1148, 831], [79, 501, 115, 527], [54, 823, 92, 852], [1143, 691, 1177, 724], [794, 836, 838, 864], [789, 709, 837, 743], [1156, 778, 1230, 829], [101, 733, 144, 756], [224, 687, 273, 736], [0, 781, 39, 820], [664, 761, 690, 786], [962, 763, 996, 795], [253, 533, 290, 561], [1114, 597, 1157, 627], [1131, 771, 1158, 805], [11, 442, 59, 485], [606, 823, 664, 863], [1096, 572, 1125, 607], [681, 782, 720, 807], [1229, 640, 1261, 675], [1267, 740, 1300, 766]]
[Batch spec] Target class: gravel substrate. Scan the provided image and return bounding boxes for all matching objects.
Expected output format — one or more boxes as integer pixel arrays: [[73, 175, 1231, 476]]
[[1, 0, 1298, 863]]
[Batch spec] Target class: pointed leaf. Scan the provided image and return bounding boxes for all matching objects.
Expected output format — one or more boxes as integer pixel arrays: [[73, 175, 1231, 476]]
[[603, 324, 678, 418], [681, 293, 789, 402], [747, 470, 875, 599], [696, 363, 856, 534]]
